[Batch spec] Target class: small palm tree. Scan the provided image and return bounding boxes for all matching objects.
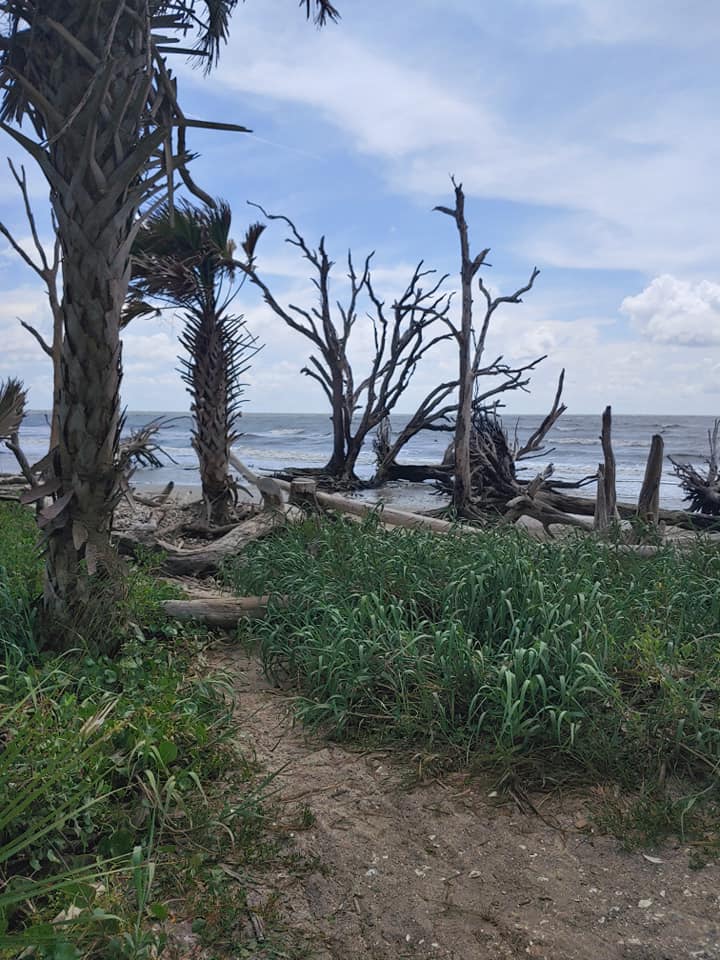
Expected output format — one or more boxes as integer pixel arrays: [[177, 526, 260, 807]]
[[127, 201, 260, 523]]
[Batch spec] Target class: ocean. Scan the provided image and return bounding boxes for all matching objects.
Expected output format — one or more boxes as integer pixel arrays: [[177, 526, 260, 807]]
[[2, 411, 717, 511]]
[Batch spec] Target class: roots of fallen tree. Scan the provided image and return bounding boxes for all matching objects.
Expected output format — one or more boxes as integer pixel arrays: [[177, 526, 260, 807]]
[[670, 421, 720, 516]]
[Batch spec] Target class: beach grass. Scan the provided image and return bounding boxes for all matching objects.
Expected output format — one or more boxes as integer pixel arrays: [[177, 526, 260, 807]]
[[223, 514, 720, 848], [0, 503, 277, 958]]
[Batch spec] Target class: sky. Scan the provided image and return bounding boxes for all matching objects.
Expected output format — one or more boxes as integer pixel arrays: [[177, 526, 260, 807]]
[[1, 0, 719, 416]]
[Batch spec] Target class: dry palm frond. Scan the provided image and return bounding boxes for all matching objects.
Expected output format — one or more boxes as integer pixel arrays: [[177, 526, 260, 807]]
[[0, 378, 27, 440]]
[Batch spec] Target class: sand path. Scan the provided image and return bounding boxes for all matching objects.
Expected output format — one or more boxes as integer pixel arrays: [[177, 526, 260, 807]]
[[208, 644, 720, 960]]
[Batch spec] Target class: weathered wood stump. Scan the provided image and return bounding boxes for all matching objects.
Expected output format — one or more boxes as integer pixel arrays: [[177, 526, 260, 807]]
[[637, 434, 664, 525], [289, 477, 319, 513]]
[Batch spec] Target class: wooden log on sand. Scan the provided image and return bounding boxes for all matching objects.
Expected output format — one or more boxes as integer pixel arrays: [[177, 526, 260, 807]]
[[273, 477, 481, 535], [161, 595, 284, 628]]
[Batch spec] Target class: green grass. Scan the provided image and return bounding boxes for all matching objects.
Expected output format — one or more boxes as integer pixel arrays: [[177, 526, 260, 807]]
[[0, 503, 282, 958], [222, 514, 720, 846]]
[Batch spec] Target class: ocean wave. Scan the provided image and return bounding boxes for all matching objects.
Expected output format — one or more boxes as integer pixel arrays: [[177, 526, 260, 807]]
[[551, 437, 650, 448], [241, 428, 331, 441]]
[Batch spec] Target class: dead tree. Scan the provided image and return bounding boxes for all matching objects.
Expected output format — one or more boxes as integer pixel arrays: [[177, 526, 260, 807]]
[[0, 159, 62, 449], [670, 420, 720, 515], [435, 178, 541, 513], [240, 210, 453, 483]]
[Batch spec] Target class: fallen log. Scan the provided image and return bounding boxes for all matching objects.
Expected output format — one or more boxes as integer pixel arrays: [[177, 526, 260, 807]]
[[161, 595, 285, 628], [272, 478, 483, 535], [372, 462, 452, 484], [504, 494, 593, 537], [115, 510, 284, 576], [539, 491, 720, 531]]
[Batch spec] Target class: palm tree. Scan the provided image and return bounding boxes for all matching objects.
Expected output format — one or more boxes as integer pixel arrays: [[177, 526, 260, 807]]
[[127, 200, 259, 523], [0, 0, 340, 640]]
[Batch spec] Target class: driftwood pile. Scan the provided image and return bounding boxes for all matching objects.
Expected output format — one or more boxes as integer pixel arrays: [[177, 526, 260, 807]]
[[502, 406, 720, 539]]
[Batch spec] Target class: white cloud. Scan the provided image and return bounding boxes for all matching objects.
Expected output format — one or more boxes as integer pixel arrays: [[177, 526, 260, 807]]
[[533, 0, 720, 47], [620, 275, 720, 347], [199, 4, 719, 277]]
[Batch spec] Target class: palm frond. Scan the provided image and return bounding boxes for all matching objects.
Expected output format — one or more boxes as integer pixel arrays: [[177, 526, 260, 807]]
[[241, 221, 266, 268], [0, 377, 26, 440], [127, 198, 235, 314], [300, 0, 341, 25], [182, 0, 241, 72]]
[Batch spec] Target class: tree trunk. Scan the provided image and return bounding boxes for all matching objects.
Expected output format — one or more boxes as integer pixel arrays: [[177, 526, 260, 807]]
[[324, 372, 349, 477], [26, 1, 163, 637], [342, 434, 366, 482], [188, 307, 234, 524], [43, 209, 127, 616], [454, 260, 474, 511], [50, 293, 63, 451], [599, 405, 618, 525]]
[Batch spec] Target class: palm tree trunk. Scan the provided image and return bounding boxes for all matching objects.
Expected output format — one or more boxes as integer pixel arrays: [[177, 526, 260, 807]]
[[189, 308, 234, 524], [43, 235, 126, 616], [30, 1, 159, 636]]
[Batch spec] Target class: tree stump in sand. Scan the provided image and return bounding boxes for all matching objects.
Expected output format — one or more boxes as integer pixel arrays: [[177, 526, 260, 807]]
[[637, 434, 664, 525], [289, 477, 319, 513]]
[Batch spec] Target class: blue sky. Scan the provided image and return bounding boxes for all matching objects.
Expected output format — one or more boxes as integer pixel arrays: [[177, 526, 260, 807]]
[[1, 0, 719, 415]]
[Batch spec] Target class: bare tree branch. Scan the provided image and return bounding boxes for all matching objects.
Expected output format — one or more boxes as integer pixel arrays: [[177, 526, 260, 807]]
[[515, 369, 567, 460], [19, 319, 52, 357]]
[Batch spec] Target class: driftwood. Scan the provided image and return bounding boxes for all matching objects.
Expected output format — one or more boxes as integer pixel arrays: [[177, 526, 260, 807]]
[[289, 477, 320, 512], [637, 434, 664, 524], [504, 494, 592, 537], [229, 453, 284, 509], [131, 482, 176, 508], [273, 477, 482, 535], [0, 474, 29, 501], [161, 595, 284, 628], [670, 420, 720, 515], [115, 510, 284, 576], [594, 406, 618, 531], [539, 491, 720, 531], [467, 412, 520, 504]]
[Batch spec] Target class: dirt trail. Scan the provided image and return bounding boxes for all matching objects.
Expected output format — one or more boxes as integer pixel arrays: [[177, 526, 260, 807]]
[[210, 644, 720, 960]]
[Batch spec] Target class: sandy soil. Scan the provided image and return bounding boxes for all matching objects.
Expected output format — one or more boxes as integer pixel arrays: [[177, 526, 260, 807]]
[[203, 643, 720, 960]]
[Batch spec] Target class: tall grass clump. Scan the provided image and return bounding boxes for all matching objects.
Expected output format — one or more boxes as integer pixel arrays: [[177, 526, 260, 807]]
[[0, 503, 274, 957], [0, 502, 42, 659], [223, 516, 720, 826]]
